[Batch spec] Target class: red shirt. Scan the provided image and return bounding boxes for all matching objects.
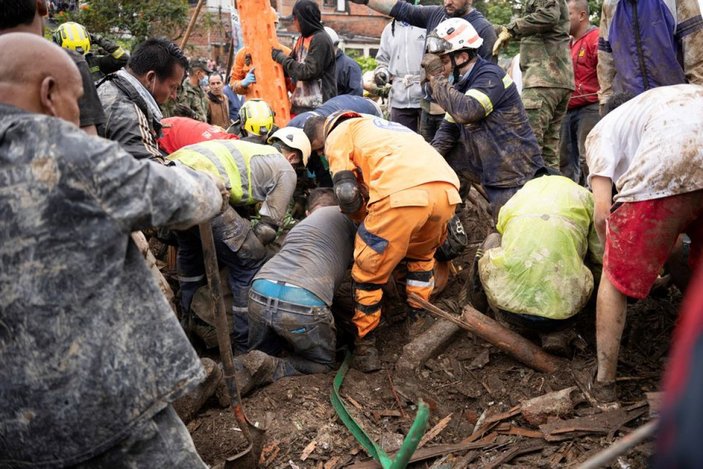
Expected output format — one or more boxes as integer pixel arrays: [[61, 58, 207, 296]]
[[568, 27, 600, 110], [158, 117, 238, 154]]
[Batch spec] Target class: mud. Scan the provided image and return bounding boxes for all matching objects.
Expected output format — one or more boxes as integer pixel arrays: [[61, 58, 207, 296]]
[[183, 200, 678, 468]]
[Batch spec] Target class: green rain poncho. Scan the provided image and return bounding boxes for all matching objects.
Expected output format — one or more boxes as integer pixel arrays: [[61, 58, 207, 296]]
[[479, 176, 603, 320]]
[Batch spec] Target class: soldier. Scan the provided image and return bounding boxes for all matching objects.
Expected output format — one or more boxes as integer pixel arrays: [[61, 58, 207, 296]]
[[493, 0, 575, 170], [178, 59, 211, 122]]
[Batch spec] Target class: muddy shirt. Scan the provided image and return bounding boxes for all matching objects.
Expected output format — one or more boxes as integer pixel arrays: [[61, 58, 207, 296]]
[[479, 176, 603, 320], [255, 206, 356, 305], [431, 57, 545, 188], [0, 105, 222, 467], [98, 71, 164, 162], [586, 84, 703, 202]]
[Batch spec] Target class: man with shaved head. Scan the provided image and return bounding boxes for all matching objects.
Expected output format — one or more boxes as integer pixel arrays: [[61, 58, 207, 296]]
[[0, 33, 222, 468], [0, 0, 106, 135]]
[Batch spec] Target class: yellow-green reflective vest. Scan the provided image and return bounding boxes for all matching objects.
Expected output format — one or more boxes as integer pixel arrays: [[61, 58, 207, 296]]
[[168, 139, 279, 205]]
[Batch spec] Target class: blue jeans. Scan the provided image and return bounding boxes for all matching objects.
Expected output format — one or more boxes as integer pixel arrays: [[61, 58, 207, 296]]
[[559, 103, 600, 184], [247, 285, 336, 377], [176, 227, 265, 353]]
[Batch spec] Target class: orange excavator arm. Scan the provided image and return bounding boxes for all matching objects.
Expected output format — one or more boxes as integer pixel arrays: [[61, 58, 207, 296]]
[[236, 0, 291, 127]]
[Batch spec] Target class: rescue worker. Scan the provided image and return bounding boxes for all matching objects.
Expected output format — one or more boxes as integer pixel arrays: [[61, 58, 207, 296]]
[[53, 21, 129, 81], [271, 0, 337, 114], [492, 0, 574, 170], [348, 0, 497, 142], [167, 132, 309, 352], [0, 33, 224, 468], [325, 26, 363, 96], [597, 0, 703, 107], [477, 175, 603, 355], [157, 116, 238, 155], [374, 19, 425, 132], [98, 38, 188, 161], [229, 7, 291, 100], [304, 111, 461, 372], [423, 18, 545, 216], [585, 84, 703, 406], [206, 73, 230, 129], [234, 98, 276, 143], [234, 189, 356, 396]]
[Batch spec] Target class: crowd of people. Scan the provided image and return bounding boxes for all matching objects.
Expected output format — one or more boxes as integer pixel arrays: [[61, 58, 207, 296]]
[[2, 0, 703, 465]]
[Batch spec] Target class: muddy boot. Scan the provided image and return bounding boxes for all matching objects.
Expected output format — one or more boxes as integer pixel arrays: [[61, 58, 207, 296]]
[[404, 306, 434, 339], [352, 335, 381, 373], [216, 350, 278, 404], [539, 329, 577, 357], [192, 320, 219, 349]]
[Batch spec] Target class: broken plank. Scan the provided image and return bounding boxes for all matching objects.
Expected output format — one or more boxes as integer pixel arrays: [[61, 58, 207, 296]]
[[539, 408, 648, 442], [500, 425, 545, 439], [300, 440, 317, 461], [418, 414, 453, 449]]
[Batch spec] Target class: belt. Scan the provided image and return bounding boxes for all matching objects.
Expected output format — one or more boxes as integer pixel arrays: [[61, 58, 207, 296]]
[[251, 279, 326, 307]]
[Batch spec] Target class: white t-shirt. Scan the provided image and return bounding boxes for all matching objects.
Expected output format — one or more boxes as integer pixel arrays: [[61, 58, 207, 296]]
[[586, 84, 703, 202]]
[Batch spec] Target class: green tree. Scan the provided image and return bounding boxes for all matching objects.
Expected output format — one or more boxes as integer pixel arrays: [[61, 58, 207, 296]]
[[59, 0, 189, 45]]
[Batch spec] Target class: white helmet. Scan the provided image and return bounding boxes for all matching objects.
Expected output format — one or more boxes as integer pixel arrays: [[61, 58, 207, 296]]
[[426, 18, 483, 55], [324, 26, 340, 46], [268, 127, 312, 165]]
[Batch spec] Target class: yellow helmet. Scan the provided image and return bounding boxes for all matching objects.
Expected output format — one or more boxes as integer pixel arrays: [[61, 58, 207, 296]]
[[53, 22, 91, 55], [239, 99, 275, 137]]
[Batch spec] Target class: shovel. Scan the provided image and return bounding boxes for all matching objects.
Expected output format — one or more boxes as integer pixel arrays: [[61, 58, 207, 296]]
[[198, 222, 266, 468]]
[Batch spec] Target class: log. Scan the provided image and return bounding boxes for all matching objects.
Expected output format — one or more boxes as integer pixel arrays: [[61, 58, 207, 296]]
[[395, 319, 461, 374], [179, 0, 205, 50], [408, 294, 562, 374]]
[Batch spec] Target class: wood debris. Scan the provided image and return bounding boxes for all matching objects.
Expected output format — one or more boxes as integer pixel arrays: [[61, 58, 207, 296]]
[[300, 440, 317, 461], [418, 413, 453, 449]]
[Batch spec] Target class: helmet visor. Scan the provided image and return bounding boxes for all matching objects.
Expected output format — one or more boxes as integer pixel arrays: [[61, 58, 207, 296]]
[[425, 35, 452, 55]]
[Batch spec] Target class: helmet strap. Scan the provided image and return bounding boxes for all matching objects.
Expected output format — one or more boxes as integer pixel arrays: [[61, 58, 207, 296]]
[[450, 51, 471, 82]]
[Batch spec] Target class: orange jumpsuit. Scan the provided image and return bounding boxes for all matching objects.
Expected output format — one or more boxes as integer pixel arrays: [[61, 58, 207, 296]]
[[230, 45, 291, 100], [326, 116, 461, 338]]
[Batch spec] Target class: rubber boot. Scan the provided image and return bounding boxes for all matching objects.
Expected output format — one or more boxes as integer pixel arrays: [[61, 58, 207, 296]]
[[539, 329, 577, 357], [352, 334, 381, 373]]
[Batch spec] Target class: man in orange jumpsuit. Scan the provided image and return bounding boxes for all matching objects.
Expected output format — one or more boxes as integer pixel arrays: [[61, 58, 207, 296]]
[[305, 111, 461, 371], [229, 9, 291, 100]]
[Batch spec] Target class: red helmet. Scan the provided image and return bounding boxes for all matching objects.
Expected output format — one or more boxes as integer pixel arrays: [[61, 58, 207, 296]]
[[323, 110, 363, 138]]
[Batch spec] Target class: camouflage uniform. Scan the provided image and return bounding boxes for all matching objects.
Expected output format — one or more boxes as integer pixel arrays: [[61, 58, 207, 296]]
[[179, 79, 208, 122], [0, 104, 221, 466], [507, 0, 575, 169]]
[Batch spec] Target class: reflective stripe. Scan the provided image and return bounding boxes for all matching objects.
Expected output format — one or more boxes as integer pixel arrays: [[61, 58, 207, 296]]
[[354, 282, 384, 291], [502, 75, 513, 89], [465, 89, 493, 116], [444, 113, 456, 124], [112, 47, 126, 59], [407, 278, 435, 289], [178, 274, 205, 282], [356, 301, 382, 314], [168, 140, 254, 205]]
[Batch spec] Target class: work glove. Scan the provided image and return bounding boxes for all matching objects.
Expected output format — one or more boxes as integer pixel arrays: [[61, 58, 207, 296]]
[[420, 53, 444, 79], [374, 68, 390, 87], [271, 48, 286, 64], [252, 216, 279, 245], [333, 170, 364, 214], [492, 26, 512, 56], [242, 69, 256, 87]]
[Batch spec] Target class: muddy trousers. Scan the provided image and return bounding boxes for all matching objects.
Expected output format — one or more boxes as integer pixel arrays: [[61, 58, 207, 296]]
[[352, 182, 461, 337], [72, 406, 206, 468], [176, 221, 265, 353], [522, 86, 572, 170], [248, 282, 336, 377]]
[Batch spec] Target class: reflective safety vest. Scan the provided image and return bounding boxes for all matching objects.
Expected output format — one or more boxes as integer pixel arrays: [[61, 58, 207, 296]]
[[168, 139, 280, 205]]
